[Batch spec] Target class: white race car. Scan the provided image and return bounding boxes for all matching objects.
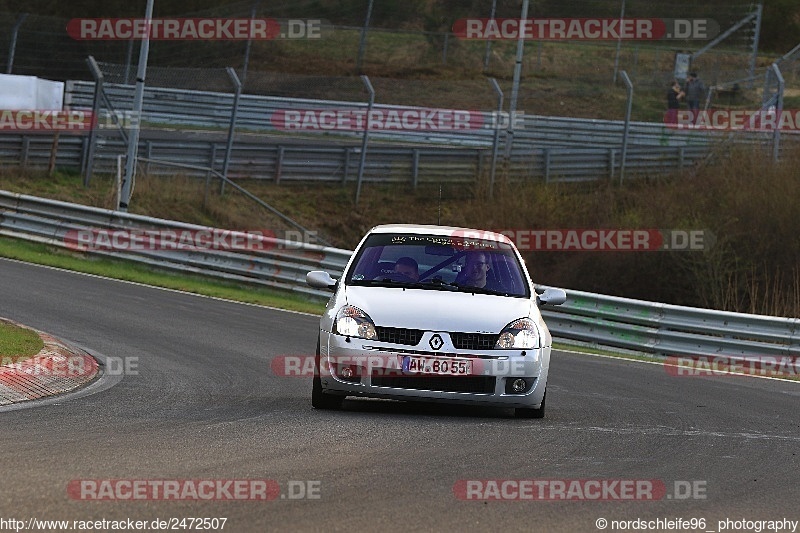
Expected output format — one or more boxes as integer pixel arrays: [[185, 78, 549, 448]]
[[307, 224, 566, 418]]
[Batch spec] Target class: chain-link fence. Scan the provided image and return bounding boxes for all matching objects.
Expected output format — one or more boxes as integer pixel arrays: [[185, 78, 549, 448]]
[[0, 2, 768, 89]]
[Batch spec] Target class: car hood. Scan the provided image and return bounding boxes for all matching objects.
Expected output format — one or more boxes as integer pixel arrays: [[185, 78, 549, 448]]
[[344, 286, 534, 333]]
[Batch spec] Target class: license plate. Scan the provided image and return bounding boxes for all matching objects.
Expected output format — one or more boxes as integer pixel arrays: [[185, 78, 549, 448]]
[[402, 356, 472, 375]]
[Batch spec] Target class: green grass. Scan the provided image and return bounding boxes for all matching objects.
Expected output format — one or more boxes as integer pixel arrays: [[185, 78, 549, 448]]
[[0, 321, 44, 364], [0, 237, 326, 316]]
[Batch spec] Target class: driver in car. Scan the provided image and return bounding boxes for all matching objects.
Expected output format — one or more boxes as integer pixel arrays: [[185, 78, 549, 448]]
[[393, 256, 419, 281], [458, 250, 491, 288]]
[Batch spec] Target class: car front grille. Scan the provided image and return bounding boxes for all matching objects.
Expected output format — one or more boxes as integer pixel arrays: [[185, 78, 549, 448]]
[[374, 328, 499, 350], [375, 326, 424, 346], [450, 332, 499, 350], [371, 376, 496, 394]]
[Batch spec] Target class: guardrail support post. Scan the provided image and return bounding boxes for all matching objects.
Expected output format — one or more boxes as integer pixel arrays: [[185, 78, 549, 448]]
[[145, 140, 152, 176], [543, 148, 550, 184], [275, 146, 284, 184], [609, 149, 616, 180], [21, 137, 30, 168], [342, 148, 351, 184]]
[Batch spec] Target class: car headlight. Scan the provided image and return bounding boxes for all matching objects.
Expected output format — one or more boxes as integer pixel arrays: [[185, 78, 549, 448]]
[[495, 318, 540, 349], [335, 305, 377, 340]]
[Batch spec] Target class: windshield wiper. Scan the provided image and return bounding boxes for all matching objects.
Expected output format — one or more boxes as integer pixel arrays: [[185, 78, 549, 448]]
[[449, 282, 506, 296]]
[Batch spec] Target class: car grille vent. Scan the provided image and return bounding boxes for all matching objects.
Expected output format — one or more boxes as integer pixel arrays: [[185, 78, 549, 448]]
[[372, 376, 496, 394], [375, 327, 424, 346], [450, 332, 499, 350]]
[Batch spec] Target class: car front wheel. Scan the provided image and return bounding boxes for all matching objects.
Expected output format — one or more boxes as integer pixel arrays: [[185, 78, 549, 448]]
[[312, 339, 344, 410], [514, 390, 545, 419]]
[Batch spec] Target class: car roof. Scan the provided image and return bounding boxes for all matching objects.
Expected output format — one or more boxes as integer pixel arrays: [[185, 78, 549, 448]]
[[367, 224, 513, 244]]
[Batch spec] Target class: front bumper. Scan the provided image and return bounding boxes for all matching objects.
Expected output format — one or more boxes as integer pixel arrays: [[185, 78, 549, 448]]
[[319, 330, 549, 409]]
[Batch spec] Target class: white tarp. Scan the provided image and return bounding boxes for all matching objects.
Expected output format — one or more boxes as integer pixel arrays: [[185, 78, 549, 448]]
[[0, 73, 64, 110]]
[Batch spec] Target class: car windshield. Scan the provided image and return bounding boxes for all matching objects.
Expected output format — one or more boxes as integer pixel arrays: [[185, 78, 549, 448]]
[[346, 233, 530, 298]]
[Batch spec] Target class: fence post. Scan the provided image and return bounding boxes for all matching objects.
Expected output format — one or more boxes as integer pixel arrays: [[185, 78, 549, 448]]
[[120, 0, 154, 211], [612, 0, 625, 84], [220, 66, 242, 194], [356, 0, 374, 73], [355, 75, 375, 205], [241, 1, 261, 88], [488, 78, 503, 197], [483, 0, 497, 72], [505, 0, 528, 159], [771, 63, 784, 162], [82, 56, 104, 187], [412, 149, 420, 190], [6, 13, 28, 74], [48, 132, 60, 176], [620, 70, 633, 184]]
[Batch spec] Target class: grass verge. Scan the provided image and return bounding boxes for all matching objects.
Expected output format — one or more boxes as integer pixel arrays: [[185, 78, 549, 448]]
[[0, 236, 327, 316], [0, 321, 44, 365]]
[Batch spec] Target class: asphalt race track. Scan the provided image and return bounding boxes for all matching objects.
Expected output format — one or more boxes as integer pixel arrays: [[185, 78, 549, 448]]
[[0, 257, 798, 532]]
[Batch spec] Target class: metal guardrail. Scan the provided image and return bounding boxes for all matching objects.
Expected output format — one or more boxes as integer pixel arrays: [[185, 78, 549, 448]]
[[0, 190, 350, 299], [1, 190, 798, 359], [66, 79, 725, 148], [0, 132, 713, 184]]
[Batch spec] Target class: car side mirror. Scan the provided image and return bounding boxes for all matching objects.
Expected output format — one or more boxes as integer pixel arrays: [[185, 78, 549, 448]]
[[307, 270, 337, 291], [537, 287, 566, 306]]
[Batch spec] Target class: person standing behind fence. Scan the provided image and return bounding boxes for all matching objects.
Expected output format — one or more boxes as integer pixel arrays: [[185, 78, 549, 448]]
[[665, 80, 685, 125], [684, 72, 706, 124]]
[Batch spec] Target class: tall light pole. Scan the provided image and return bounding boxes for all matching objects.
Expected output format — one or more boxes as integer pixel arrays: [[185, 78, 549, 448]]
[[119, 0, 154, 211]]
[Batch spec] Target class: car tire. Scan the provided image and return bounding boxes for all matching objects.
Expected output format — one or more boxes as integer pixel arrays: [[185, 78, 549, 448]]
[[514, 391, 545, 419], [312, 339, 344, 410]]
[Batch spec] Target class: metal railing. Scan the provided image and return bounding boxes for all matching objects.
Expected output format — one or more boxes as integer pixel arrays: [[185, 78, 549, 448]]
[[1, 190, 798, 359], [65, 79, 737, 149], [0, 190, 350, 298], [0, 132, 722, 185]]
